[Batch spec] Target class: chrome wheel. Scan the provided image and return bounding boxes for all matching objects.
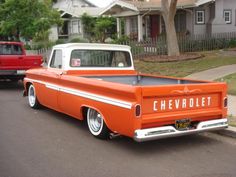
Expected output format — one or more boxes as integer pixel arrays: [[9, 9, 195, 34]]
[[87, 108, 103, 136], [87, 108, 110, 139], [28, 84, 40, 109], [28, 85, 36, 107]]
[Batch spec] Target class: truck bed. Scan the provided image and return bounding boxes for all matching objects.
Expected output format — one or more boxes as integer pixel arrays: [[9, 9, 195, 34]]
[[84, 75, 206, 86]]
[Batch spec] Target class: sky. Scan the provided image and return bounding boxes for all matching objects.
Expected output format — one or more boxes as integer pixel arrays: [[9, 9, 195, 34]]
[[88, 0, 114, 7]]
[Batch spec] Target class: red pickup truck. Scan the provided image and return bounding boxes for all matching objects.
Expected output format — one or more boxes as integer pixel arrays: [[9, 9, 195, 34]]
[[0, 41, 43, 81]]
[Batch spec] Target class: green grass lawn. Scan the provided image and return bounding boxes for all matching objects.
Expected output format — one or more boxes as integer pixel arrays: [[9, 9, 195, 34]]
[[134, 51, 236, 77], [216, 73, 236, 95]]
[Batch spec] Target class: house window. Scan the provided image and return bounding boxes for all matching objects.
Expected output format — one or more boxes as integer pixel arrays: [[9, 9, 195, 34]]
[[196, 10, 205, 24], [130, 17, 138, 33], [71, 20, 81, 34], [224, 10, 231, 24]]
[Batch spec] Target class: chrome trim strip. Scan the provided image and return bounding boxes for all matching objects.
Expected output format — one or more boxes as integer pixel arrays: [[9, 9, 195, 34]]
[[24, 78, 132, 109], [134, 118, 228, 142]]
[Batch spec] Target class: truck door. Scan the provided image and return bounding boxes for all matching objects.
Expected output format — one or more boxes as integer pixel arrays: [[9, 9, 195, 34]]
[[36, 49, 63, 110], [0, 43, 23, 70]]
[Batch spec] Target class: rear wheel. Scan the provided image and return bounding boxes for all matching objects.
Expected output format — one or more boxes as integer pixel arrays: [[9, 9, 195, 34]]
[[28, 84, 41, 109], [87, 108, 110, 139]]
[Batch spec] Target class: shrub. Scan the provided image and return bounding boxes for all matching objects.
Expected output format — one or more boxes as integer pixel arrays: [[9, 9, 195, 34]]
[[31, 41, 55, 50], [69, 37, 88, 43], [112, 35, 130, 44], [55, 39, 67, 45], [229, 39, 236, 48], [24, 44, 32, 50]]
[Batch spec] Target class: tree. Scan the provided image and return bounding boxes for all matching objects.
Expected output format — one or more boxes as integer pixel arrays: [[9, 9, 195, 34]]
[[94, 16, 116, 43], [81, 13, 116, 43], [161, 0, 180, 56], [81, 13, 96, 42], [0, 0, 61, 41]]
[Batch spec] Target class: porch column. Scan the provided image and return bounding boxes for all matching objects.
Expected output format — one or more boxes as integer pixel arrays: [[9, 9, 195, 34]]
[[116, 17, 121, 38], [137, 15, 143, 41], [159, 15, 162, 34]]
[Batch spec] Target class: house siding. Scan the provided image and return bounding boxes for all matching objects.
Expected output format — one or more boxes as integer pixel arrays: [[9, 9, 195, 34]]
[[193, 6, 211, 35], [186, 10, 194, 34], [49, 25, 59, 41], [211, 0, 236, 33]]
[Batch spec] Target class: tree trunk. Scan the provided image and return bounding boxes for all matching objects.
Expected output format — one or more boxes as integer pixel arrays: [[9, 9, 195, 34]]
[[164, 17, 179, 56], [161, 0, 180, 56]]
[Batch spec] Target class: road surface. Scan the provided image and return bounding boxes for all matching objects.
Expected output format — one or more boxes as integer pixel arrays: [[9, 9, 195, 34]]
[[0, 82, 236, 177]]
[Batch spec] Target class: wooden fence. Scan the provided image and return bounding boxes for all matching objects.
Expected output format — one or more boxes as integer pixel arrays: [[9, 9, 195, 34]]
[[118, 32, 236, 59]]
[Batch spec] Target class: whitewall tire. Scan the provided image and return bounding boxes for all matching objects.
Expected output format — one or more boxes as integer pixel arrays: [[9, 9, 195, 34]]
[[28, 84, 41, 109], [87, 108, 110, 139]]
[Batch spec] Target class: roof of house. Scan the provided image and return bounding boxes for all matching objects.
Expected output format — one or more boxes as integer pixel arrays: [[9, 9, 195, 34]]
[[53, 0, 104, 17], [60, 6, 104, 18], [53, 0, 97, 8], [124, 0, 214, 8], [101, 0, 215, 15]]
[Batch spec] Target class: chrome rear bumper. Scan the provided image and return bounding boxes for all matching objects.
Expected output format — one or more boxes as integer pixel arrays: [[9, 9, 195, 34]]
[[134, 118, 228, 142]]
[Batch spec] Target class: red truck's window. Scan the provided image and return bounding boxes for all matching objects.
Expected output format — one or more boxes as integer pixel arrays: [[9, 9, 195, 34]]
[[70, 50, 132, 68], [0, 44, 23, 55]]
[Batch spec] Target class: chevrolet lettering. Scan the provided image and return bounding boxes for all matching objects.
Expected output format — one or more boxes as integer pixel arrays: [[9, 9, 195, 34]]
[[153, 96, 212, 111], [23, 43, 228, 142]]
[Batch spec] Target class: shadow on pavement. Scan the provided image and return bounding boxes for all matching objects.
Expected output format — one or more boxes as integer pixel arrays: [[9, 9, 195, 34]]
[[38, 105, 224, 156], [0, 80, 24, 90]]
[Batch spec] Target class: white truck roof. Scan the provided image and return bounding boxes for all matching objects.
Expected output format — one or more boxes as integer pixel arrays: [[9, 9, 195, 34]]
[[53, 43, 131, 51], [49, 43, 134, 71]]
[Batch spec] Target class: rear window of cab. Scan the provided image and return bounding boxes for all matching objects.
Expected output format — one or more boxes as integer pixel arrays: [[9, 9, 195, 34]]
[[0, 44, 23, 55], [70, 50, 132, 68]]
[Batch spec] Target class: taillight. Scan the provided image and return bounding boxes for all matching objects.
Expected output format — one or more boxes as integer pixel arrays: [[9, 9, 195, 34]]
[[224, 97, 228, 108], [135, 104, 141, 117]]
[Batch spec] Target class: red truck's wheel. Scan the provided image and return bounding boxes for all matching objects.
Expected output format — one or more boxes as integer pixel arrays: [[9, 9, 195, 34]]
[[28, 84, 41, 109], [87, 108, 110, 139]]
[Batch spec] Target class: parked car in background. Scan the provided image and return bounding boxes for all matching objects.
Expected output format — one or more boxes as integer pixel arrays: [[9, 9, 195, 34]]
[[23, 43, 228, 142], [0, 41, 43, 82]]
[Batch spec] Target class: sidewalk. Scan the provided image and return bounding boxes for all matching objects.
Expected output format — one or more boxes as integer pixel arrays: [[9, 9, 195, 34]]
[[186, 64, 236, 116], [186, 64, 236, 81]]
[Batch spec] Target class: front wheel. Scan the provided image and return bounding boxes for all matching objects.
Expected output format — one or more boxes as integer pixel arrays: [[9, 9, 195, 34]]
[[28, 84, 41, 109], [87, 108, 110, 139]]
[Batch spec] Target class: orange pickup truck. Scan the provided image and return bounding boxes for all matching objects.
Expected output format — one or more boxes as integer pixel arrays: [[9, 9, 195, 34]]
[[23, 43, 228, 142]]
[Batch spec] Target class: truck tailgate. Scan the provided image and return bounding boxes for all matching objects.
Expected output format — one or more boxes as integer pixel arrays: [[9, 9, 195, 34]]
[[140, 82, 227, 129]]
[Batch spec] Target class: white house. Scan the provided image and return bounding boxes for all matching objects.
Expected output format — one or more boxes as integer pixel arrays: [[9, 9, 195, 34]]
[[101, 0, 236, 41], [49, 0, 104, 41]]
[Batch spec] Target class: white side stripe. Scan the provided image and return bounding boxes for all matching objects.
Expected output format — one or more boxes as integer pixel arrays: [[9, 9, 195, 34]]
[[46, 84, 60, 91], [25, 78, 132, 109]]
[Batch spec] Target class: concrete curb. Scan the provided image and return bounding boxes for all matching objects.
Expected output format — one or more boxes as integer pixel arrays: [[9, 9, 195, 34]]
[[216, 126, 236, 138]]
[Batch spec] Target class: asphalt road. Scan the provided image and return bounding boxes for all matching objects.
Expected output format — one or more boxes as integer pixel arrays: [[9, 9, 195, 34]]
[[0, 82, 236, 177]]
